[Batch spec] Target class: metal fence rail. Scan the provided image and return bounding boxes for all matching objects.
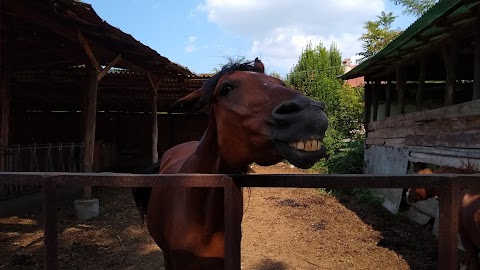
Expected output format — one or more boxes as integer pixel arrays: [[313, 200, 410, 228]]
[[0, 143, 84, 200], [0, 172, 479, 270]]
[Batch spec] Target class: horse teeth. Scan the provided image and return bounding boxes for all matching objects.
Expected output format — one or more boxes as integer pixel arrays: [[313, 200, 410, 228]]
[[296, 141, 305, 150], [289, 140, 322, 151]]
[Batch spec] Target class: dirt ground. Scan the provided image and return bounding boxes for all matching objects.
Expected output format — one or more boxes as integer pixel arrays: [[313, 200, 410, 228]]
[[0, 163, 439, 270]]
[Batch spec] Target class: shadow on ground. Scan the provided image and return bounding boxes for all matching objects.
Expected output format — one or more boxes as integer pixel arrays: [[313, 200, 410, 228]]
[[335, 192, 438, 270], [253, 259, 288, 270]]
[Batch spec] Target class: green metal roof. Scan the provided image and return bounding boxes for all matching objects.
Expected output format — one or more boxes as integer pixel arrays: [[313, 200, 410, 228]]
[[341, 0, 480, 80]]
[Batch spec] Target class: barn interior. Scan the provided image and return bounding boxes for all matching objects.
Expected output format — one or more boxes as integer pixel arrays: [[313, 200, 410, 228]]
[[0, 0, 210, 200]]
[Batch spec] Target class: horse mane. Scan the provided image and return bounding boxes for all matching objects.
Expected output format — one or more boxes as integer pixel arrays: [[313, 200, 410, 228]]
[[199, 59, 264, 106]]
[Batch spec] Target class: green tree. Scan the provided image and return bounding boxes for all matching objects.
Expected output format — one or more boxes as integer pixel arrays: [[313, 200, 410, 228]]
[[358, 12, 402, 61], [391, 0, 437, 17], [287, 42, 363, 156]]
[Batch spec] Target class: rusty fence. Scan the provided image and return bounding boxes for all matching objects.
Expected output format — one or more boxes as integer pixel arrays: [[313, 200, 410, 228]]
[[0, 172, 479, 270]]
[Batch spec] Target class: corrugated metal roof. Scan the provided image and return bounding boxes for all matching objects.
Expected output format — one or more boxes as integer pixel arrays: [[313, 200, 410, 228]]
[[341, 0, 480, 80]]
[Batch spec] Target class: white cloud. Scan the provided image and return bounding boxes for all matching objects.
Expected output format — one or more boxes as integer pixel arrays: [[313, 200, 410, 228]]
[[185, 45, 197, 53], [198, 0, 384, 73], [188, 36, 198, 43]]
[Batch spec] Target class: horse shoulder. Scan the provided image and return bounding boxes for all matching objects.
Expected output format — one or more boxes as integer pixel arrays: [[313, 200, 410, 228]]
[[160, 141, 200, 173]]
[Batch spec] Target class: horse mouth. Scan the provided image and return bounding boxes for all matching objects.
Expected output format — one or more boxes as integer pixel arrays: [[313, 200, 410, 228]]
[[274, 138, 326, 169], [288, 139, 323, 152]]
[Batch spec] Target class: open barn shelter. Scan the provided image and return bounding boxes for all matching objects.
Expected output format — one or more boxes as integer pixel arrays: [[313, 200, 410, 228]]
[[342, 0, 480, 221], [0, 0, 209, 200]]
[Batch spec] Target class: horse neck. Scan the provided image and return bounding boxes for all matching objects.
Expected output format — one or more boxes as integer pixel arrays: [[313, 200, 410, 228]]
[[181, 115, 245, 174]]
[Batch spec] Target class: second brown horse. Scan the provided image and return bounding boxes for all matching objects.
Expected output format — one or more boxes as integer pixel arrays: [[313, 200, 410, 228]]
[[134, 58, 329, 269]]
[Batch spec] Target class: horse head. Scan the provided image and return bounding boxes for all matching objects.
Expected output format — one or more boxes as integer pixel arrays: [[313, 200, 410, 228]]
[[171, 58, 328, 170]]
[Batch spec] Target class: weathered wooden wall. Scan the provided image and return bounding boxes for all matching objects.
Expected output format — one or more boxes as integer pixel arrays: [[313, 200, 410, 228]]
[[367, 98, 480, 169]]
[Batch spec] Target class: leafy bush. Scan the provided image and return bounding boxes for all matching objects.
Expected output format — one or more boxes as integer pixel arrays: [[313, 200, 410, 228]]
[[326, 140, 365, 174]]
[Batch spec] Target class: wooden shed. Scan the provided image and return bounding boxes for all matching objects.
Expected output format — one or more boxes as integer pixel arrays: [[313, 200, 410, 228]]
[[341, 0, 480, 216], [0, 0, 209, 199]]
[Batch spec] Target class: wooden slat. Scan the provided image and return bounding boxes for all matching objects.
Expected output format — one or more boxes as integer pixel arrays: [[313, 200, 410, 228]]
[[368, 99, 480, 131], [368, 114, 480, 139], [405, 134, 480, 148]]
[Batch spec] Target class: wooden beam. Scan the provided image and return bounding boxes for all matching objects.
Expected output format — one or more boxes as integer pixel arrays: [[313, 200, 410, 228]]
[[474, 28, 480, 100], [396, 66, 406, 114], [78, 32, 101, 74], [443, 40, 457, 106], [82, 67, 99, 199], [97, 54, 121, 81], [416, 58, 427, 111]]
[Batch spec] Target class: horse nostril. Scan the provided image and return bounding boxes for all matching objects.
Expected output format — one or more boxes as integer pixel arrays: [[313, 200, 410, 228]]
[[273, 100, 304, 116]]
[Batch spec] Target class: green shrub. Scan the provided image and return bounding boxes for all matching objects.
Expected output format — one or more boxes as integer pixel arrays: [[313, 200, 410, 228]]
[[326, 140, 365, 174]]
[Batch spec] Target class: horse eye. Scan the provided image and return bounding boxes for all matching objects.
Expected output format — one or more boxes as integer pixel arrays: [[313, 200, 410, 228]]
[[219, 84, 234, 97]]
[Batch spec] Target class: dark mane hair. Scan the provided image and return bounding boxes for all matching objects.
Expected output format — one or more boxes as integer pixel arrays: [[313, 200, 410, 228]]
[[199, 59, 264, 106]]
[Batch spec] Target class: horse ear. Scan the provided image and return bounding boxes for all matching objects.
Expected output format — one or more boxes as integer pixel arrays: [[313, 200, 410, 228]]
[[254, 57, 265, 73], [170, 88, 207, 112]]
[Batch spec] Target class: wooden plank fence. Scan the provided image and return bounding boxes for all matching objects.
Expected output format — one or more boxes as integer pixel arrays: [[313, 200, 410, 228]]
[[0, 172, 479, 270]]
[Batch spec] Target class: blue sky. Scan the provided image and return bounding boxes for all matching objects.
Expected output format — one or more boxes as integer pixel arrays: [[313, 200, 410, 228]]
[[85, 0, 417, 75]]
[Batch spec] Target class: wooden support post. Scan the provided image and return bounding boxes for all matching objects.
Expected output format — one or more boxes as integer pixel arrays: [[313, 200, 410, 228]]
[[224, 176, 242, 270], [78, 32, 101, 74], [443, 40, 457, 106], [396, 66, 406, 114], [147, 72, 161, 163], [43, 179, 58, 270], [0, 10, 9, 171], [385, 81, 391, 118], [151, 94, 158, 163], [364, 79, 372, 134], [372, 81, 379, 122], [474, 31, 480, 100], [416, 59, 427, 111], [97, 54, 121, 82], [437, 181, 459, 270], [82, 67, 98, 199]]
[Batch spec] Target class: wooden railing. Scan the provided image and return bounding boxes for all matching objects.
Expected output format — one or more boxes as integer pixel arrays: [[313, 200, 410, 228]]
[[0, 172, 479, 270]]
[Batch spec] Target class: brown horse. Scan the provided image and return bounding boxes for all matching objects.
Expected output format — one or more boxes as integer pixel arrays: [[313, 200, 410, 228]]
[[407, 166, 480, 270], [133, 58, 328, 269]]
